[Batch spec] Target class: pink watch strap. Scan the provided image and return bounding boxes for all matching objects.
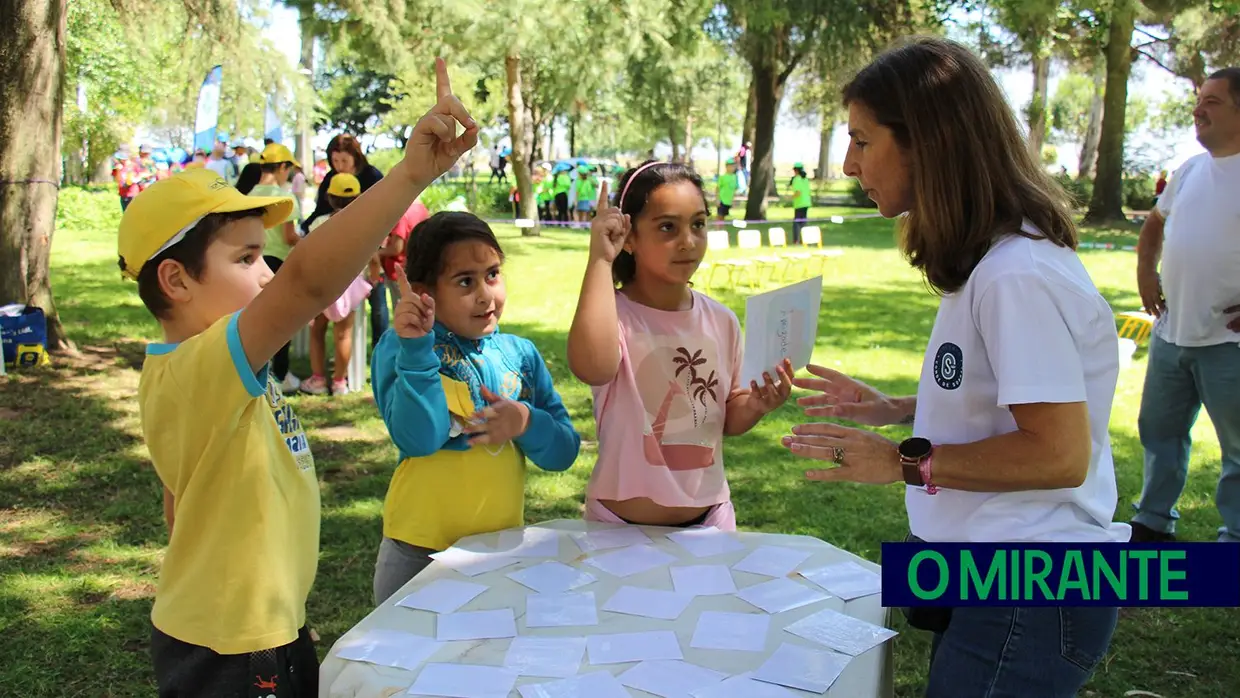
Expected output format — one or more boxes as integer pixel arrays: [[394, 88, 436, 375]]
[[919, 452, 938, 495]]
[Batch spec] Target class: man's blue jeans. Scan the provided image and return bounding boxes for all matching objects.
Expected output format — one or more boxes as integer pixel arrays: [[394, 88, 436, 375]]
[[1133, 334, 1240, 542], [925, 606, 1118, 697]]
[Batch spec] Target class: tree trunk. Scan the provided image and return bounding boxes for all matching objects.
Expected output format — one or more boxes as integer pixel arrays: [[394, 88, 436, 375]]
[[741, 77, 756, 148], [569, 114, 576, 158], [504, 53, 538, 236], [1078, 68, 1104, 178], [1084, 2, 1135, 224], [0, 0, 72, 353], [296, 3, 314, 177], [669, 122, 681, 162], [1027, 53, 1050, 163], [684, 112, 694, 167], [744, 59, 785, 221], [815, 115, 834, 180]]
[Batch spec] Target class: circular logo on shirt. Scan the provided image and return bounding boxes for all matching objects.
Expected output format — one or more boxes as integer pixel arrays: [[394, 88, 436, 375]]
[[933, 342, 963, 390]]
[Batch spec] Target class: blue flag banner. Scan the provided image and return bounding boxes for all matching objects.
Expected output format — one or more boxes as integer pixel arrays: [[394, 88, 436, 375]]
[[880, 542, 1240, 607], [264, 95, 283, 144], [193, 65, 223, 153]]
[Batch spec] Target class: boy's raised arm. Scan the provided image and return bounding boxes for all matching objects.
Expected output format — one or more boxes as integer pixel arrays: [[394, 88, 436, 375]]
[[237, 59, 478, 372]]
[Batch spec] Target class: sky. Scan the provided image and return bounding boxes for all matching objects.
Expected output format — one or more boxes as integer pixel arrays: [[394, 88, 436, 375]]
[[261, 3, 1203, 174]]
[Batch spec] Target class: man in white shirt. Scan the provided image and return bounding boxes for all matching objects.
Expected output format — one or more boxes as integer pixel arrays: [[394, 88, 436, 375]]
[[1133, 67, 1240, 543]]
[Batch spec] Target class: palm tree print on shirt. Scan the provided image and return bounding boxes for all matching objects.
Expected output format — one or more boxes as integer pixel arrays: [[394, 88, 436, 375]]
[[672, 347, 717, 427]]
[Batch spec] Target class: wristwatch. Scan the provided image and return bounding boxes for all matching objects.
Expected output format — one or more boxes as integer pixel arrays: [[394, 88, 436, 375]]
[[898, 437, 937, 494]]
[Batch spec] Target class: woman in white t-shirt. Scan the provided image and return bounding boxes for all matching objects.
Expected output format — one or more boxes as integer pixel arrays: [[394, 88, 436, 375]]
[[781, 37, 1129, 697]]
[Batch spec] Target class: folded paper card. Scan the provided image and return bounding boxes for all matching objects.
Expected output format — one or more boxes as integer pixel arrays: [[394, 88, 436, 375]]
[[740, 276, 823, 386]]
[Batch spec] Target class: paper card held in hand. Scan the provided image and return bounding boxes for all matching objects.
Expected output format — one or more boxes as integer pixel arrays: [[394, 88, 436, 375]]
[[740, 275, 823, 386]]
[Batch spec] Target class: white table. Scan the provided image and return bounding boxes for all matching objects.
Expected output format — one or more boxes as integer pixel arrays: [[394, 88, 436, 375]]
[[320, 519, 895, 697]]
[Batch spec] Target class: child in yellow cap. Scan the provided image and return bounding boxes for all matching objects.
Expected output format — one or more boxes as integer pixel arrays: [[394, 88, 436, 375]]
[[117, 60, 477, 698], [300, 172, 374, 396]]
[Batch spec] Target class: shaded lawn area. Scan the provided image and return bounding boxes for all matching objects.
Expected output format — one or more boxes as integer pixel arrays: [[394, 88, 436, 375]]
[[1, 188, 1236, 696]]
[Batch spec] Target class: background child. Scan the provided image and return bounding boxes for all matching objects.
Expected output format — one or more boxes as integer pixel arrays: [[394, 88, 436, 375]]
[[301, 173, 373, 397], [116, 58, 477, 697], [370, 211, 580, 605], [566, 163, 792, 530], [789, 162, 812, 244], [575, 165, 597, 222], [717, 158, 739, 221], [379, 199, 431, 308]]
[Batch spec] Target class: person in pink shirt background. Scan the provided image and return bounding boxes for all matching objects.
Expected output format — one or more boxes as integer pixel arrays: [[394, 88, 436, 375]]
[[567, 162, 792, 530]]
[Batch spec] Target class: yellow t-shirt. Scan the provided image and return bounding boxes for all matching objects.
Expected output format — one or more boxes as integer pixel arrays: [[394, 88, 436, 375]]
[[140, 312, 319, 654], [383, 375, 526, 551]]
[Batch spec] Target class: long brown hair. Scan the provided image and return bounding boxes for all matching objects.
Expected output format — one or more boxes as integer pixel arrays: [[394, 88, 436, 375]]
[[842, 36, 1077, 295], [326, 133, 370, 172]]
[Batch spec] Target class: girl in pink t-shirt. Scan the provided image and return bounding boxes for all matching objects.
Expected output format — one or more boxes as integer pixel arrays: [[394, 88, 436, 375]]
[[567, 161, 793, 530]]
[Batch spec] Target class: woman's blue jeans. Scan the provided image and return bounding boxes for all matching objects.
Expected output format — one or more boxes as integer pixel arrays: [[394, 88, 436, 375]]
[[922, 602, 1117, 697]]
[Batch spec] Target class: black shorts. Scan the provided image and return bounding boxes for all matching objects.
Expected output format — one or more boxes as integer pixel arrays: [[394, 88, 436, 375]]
[[151, 625, 318, 698], [717, 203, 731, 217]]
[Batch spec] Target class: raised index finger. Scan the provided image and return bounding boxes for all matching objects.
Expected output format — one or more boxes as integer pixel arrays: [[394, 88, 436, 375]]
[[598, 179, 609, 207], [394, 263, 415, 298], [435, 57, 452, 101]]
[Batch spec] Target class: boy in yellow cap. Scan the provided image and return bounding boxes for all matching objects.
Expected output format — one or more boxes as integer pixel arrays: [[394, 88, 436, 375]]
[[118, 59, 477, 697], [252, 142, 304, 392]]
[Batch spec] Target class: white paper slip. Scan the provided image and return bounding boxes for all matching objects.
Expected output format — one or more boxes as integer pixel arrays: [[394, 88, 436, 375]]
[[584, 544, 677, 578], [525, 591, 599, 627], [690, 611, 770, 652], [497, 527, 563, 558], [618, 660, 727, 698], [334, 629, 442, 671], [503, 636, 587, 678], [740, 275, 823, 386], [430, 547, 520, 577], [517, 671, 631, 698], [397, 579, 489, 614], [602, 586, 696, 620], [752, 642, 851, 694], [507, 561, 597, 594], [671, 565, 737, 596], [436, 608, 517, 641], [731, 546, 813, 578], [799, 560, 883, 600], [666, 527, 746, 558], [570, 526, 652, 552], [587, 630, 683, 665], [691, 672, 799, 698], [736, 577, 829, 614], [407, 663, 519, 698], [783, 606, 898, 656]]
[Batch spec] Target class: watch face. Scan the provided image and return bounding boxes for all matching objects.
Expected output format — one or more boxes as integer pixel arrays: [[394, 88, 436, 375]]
[[899, 437, 933, 460]]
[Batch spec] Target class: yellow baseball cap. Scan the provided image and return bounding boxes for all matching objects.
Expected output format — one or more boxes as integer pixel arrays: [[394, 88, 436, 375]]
[[117, 168, 293, 280], [258, 142, 301, 169], [327, 173, 362, 198]]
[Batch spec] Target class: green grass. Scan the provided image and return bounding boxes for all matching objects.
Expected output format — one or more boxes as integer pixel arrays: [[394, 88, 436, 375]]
[[2, 188, 1236, 696]]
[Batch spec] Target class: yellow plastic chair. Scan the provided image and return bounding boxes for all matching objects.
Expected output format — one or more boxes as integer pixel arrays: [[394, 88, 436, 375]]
[[764, 227, 796, 282], [704, 229, 756, 290], [738, 229, 780, 288], [799, 225, 845, 275], [1117, 311, 1155, 344]]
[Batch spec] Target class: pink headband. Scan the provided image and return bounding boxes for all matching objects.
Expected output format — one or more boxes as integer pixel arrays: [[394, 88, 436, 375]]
[[618, 161, 665, 211]]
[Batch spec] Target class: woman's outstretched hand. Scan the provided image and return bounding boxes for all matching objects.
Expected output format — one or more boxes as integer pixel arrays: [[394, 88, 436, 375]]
[[781, 421, 902, 484], [792, 364, 902, 427]]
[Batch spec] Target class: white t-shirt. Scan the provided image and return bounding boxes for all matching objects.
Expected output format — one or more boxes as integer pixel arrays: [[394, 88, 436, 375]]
[[906, 230, 1130, 543], [1155, 152, 1240, 347]]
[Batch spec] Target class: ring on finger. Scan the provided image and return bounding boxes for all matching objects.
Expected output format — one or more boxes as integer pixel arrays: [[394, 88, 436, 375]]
[[832, 446, 845, 464]]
